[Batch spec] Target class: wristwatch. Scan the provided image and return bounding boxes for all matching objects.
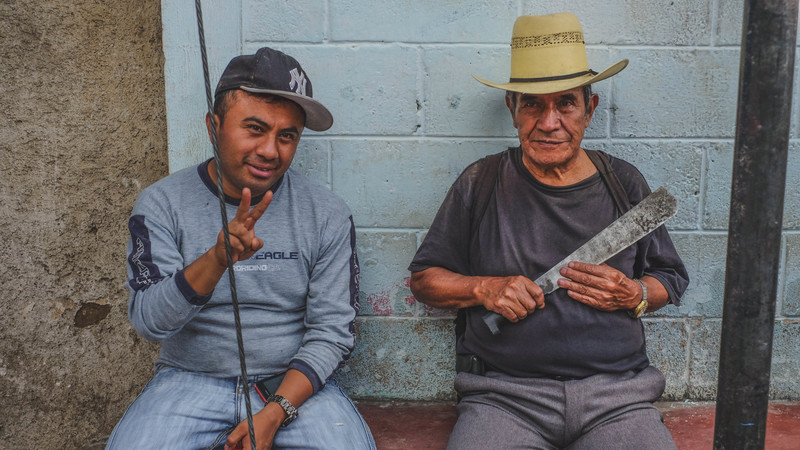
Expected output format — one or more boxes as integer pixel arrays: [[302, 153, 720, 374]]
[[628, 279, 649, 319], [267, 394, 298, 427]]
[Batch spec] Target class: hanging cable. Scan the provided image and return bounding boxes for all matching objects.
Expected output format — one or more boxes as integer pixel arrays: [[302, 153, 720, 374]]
[[194, 1, 257, 448]]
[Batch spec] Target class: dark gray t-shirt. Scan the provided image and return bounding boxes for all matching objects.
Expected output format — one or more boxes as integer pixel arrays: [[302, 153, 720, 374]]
[[409, 148, 689, 378]]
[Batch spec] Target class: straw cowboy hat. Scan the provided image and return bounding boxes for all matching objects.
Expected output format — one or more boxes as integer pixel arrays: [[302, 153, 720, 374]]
[[474, 12, 628, 95]]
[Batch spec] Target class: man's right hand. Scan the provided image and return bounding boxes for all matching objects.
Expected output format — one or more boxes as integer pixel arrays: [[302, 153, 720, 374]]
[[212, 187, 273, 268], [184, 187, 273, 295], [410, 268, 545, 322], [476, 275, 545, 322]]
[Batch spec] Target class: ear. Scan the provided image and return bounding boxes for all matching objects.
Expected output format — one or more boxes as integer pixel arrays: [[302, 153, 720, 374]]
[[205, 113, 219, 143], [583, 93, 600, 127], [505, 93, 519, 129]]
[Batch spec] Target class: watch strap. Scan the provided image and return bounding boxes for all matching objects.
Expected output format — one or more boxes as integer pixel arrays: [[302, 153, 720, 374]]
[[267, 394, 298, 427]]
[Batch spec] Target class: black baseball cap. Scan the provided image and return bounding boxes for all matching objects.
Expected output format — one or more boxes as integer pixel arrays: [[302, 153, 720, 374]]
[[215, 47, 333, 131]]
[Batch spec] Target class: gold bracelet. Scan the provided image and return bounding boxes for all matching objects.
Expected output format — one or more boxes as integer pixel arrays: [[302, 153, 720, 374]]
[[628, 279, 649, 318]]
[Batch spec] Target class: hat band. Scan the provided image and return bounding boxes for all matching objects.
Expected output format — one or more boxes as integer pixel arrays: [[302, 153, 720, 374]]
[[509, 69, 597, 83], [511, 31, 584, 49]]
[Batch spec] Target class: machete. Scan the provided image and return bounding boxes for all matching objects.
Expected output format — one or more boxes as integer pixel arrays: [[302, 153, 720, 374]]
[[481, 186, 678, 335]]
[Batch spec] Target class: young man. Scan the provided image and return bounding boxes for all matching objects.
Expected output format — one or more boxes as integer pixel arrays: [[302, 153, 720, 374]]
[[410, 13, 689, 450], [108, 47, 375, 450]]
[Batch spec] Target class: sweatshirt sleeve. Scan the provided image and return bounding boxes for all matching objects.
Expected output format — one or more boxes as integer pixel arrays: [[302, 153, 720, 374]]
[[289, 214, 359, 392], [126, 190, 211, 342]]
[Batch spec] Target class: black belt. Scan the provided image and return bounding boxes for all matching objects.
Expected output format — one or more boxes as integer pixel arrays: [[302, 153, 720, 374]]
[[457, 354, 587, 381], [543, 374, 583, 382]]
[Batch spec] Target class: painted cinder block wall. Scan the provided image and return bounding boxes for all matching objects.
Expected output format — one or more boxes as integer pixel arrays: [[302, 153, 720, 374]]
[[162, 0, 800, 401]]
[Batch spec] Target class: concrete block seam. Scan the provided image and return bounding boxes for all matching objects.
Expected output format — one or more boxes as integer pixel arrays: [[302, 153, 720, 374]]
[[355, 316, 455, 323], [324, 136, 517, 143], [586, 44, 743, 51], [709, 0, 721, 47], [415, 45, 425, 136], [666, 230, 728, 237], [355, 227, 428, 233], [325, 142, 332, 188], [323, 0, 331, 42], [778, 233, 788, 317], [606, 138, 735, 144], [698, 147, 710, 231], [682, 319, 692, 385]]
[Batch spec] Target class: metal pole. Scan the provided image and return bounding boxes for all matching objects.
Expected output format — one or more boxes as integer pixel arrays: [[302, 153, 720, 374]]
[[713, 1, 797, 449]]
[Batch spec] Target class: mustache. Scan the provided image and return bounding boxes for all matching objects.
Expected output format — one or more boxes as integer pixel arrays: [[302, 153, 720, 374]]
[[244, 156, 278, 168]]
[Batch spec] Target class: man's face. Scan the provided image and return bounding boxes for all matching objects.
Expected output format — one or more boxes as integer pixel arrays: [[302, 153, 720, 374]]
[[206, 91, 305, 198], [507, 87, 599, 171]]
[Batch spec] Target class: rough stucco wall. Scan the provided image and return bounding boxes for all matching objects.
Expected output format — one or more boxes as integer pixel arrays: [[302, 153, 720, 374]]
[[0, 1, 166, 448]]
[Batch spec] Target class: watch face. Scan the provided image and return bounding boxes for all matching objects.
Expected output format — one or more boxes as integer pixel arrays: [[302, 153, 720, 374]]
[[281, 398, 298, 422], [628, 300, 648, 319], [634, 301, 648, 318], [282, 412, 297, 426]]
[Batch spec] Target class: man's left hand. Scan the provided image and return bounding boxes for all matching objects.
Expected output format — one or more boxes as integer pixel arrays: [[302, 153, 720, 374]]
[[557, 261, 641, 311]]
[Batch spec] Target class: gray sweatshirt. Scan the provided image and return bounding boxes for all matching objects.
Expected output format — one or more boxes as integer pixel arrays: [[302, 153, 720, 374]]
[[126, 160, 359, 391]]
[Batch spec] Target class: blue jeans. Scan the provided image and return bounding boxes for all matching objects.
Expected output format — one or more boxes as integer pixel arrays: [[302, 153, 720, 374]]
[[106, 366, 376, 449]]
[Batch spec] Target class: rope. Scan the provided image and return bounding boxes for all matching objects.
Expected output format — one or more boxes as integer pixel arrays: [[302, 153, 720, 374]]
[[194, 1, 257, 448]]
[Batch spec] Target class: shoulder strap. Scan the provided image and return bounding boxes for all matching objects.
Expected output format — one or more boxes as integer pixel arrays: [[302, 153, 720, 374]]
[[468, 150, 506, 239], [585, 149, 632, 215]]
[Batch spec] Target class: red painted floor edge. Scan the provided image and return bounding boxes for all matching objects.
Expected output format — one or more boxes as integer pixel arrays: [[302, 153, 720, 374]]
[[357, 400, 800, 450], [661, 401, 800, 450]]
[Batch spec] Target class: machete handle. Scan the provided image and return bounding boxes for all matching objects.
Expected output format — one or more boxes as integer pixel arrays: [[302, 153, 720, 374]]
[[481, 311, 504, 335]]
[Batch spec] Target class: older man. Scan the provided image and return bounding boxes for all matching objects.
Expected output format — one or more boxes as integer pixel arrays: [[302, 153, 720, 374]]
[[107, 48, 375, 450], [409, 13, 688, 450]]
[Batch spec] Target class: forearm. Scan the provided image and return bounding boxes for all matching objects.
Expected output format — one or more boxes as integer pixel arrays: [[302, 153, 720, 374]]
[[410, 267, 491, 309], [640, 275, 669, 313], [275, 369, 313, 409], [257, 369, 313, 424], [183, 248, 228, 295]]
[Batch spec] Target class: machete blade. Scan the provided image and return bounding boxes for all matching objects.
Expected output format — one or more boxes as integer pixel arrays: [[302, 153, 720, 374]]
[[482, 186, 677, 335]]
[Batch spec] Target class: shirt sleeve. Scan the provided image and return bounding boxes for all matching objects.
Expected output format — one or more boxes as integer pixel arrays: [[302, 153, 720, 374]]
[[637, 225, 689, 306], [126, 190, 211, 342], [289, 214, 360, 392], [408, 163, 481, 275]]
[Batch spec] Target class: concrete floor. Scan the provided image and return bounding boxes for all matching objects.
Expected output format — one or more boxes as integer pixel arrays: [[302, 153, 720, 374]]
[[357, 401, 800, 449]]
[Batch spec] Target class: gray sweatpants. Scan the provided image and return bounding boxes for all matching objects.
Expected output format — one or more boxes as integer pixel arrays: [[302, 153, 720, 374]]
[[446, 366, 676, 450]]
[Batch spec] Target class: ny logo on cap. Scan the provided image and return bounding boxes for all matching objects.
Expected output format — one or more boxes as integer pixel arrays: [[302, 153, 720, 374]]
[[289, 68, 307, 96]]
